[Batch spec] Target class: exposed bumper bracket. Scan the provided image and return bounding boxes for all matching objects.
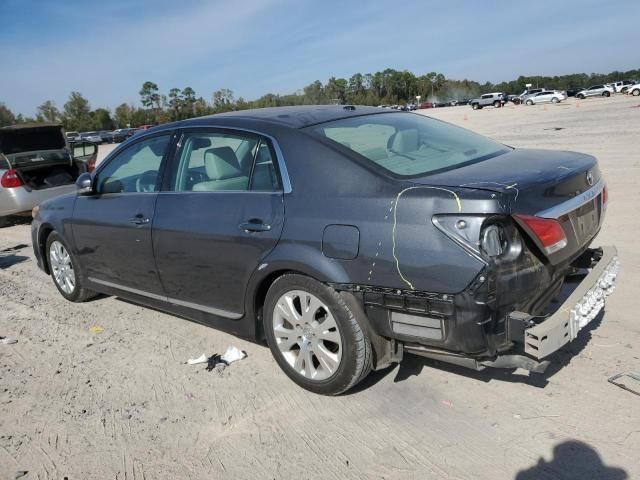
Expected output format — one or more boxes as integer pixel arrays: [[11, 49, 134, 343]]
[[523, 246, 619, 360]]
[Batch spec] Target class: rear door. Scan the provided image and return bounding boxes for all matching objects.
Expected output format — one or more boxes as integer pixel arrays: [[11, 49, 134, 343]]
[[152, 128, 286, 319], [72, 132, 173, 295]]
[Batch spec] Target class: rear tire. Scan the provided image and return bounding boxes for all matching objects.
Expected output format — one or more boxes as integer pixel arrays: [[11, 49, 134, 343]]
[[632, 89, 640, 97], [263, 274, 372, 395], [46, 232, 96, 303], [472, 103, 479, 110], [493, 101, 501, 108], [577, 94, 585, 99], [526, 99, 534, 106], [551, 97, 559, 103], [603, 91, 610, 97]]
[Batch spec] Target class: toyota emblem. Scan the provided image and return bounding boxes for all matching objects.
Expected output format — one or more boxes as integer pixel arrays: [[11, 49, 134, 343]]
[[586, 170, 594, 186]]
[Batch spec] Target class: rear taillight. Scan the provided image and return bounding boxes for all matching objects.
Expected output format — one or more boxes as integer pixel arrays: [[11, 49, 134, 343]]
[[602, 185, 608, 208], [86, 158, 96, 173], [1, 169, 23, 188], [514, 214, 567, 255]]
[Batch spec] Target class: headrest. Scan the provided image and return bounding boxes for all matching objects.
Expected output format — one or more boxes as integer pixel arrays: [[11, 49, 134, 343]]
[[204, 146, 241, 180], [191, 137, 212, 150], [388, 129, 419, 153]]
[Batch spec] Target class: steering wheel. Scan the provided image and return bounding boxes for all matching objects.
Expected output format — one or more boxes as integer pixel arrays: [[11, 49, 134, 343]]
[[135, 170, 158, 192]]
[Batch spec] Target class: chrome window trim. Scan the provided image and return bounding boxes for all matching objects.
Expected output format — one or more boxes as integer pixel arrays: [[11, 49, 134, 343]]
[[536, 177, 604, 219], [88, 277, 242, 319]]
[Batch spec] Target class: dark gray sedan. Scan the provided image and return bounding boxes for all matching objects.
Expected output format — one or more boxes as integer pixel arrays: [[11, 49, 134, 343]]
[[31, 106, 618, 394]]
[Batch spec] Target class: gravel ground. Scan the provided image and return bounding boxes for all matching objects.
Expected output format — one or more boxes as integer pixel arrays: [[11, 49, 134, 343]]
[[1, 95, 639, 480]]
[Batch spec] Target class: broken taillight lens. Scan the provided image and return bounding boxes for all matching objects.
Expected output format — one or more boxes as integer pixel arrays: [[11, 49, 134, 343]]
[[602, 185, 608, 209], [1, 169, 23, 188], [514, 214, 567, 255]]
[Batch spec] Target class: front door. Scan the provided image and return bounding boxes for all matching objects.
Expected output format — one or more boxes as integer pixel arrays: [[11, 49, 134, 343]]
[[152, 129, 285, 318], [72, 133, 173, 295]]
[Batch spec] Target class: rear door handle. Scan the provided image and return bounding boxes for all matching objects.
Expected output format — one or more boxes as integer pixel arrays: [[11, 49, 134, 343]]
[[239, 220, 271, 232]]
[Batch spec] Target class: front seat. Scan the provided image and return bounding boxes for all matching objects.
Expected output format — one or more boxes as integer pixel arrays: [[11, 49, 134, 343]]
[[388, 129, 419, 153], [192, 146, 249, 191]]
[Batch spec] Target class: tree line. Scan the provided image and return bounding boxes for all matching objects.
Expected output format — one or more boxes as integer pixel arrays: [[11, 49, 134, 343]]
[[1, 67, 638, 130]]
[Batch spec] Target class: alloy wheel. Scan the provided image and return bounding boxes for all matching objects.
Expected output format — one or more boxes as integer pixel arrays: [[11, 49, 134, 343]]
[[272, 290, 342, 381], [49, 240, 75, 294]]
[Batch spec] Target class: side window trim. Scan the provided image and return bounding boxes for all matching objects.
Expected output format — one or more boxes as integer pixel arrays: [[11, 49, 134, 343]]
[[161, 126, 292, 194]]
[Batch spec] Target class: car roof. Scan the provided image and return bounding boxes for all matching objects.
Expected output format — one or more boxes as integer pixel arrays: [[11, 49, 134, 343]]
[[150, 105, 395, 131]]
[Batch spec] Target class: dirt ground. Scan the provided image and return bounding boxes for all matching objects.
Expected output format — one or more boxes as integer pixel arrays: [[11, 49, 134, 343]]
[[1, 95, 639, 480]]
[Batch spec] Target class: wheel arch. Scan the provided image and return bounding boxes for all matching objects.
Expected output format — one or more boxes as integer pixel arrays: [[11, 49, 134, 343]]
[[37, 223, 56, 274], [244, 244, 351, 339]]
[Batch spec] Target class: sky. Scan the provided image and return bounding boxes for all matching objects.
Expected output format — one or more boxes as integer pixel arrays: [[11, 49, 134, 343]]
[[1, 0, 639, 116]]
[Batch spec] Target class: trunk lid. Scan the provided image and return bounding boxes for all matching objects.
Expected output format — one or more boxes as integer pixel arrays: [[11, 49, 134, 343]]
[[411, 148, 604, 264]]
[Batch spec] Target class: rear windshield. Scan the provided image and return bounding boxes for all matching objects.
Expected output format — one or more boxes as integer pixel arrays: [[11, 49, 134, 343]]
[[306, 112, 509, 177]]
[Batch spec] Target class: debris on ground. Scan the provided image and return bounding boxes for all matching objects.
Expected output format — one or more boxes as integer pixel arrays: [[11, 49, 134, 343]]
[[220, 346, 246, 364], [14, 471, 28, 479], [608, 373, 640, 396], [187, 353, 208, 365], [1, 335, 18, 345], [89, 325, 105, 334], [187, 347, 247, 372]]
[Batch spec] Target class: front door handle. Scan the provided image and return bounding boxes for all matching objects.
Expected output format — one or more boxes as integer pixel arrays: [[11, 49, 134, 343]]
[[239, 220, 271, 233], [130, 214, 150, 225]]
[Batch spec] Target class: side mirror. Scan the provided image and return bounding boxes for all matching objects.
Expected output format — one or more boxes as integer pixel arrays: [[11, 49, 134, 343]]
[[76, 172, 94, 194]]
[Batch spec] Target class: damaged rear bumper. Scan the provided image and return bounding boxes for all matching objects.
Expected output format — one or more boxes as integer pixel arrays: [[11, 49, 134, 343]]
[[520, 245, 619, 359]]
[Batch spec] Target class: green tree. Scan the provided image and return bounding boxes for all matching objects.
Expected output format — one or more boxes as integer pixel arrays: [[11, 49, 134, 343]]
[[36, 100, 61, 123], [0, 102, 16, 127], [92, 108, 114, 130], [212, 88, 235, 112], [168, 88, 183, 120], [63, 91, 92, 131], [139, 81, 160, 109]]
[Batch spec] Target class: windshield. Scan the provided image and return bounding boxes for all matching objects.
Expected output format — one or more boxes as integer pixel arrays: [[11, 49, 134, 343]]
[[307, 112, 509, 177]]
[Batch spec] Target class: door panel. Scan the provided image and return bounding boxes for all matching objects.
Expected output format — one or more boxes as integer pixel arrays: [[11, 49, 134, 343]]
[[152, 192, 284, 316], [73, 193, 163, 293], [152, 129, 285, 317], [72, 134, 172, 295]]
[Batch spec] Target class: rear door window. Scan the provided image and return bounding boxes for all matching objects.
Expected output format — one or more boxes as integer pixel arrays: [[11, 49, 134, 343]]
[[168, 130, 280, 192]]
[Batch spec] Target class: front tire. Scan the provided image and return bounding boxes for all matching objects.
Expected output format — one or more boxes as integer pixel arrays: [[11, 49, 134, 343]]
[[263, 274, 372, 395], [551, 97, 559, 103], [526, 99, 534, 106], [577, 94, 585, 99], [632, 89, 640, 97], [46, 232, 96, 302], [603, 91, 610, 97], [493, 101, 501, 108]]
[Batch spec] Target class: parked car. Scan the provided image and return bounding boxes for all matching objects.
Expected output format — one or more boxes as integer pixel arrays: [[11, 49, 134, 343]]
[[512, 88, 545, 105], [65, 131, 81, 143], [81, 131, 102, 144], [575, 85, 614, 99], [608, 80, 635, 93], [99, 130, 114, 143], [625, 83, 640, 96], [418, 102, 434, 109], [112, 128, 137, 143], [524, 90, 567, 105], [406, 103, 418, 111], [31, 106, 617, 394], [469, 92, 506, 109], [0, 123, 96, 226]]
